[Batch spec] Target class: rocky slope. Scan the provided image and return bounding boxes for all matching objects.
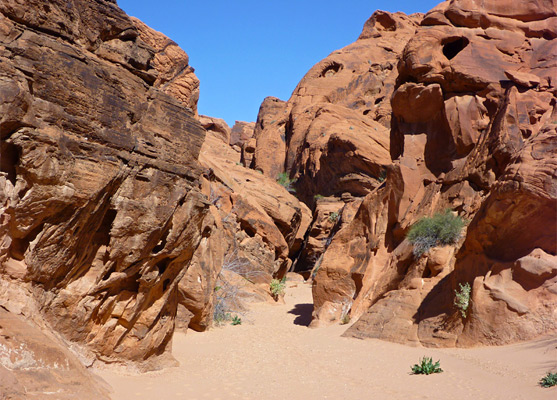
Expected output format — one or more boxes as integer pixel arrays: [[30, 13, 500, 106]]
[[275, 0, 556, 346]]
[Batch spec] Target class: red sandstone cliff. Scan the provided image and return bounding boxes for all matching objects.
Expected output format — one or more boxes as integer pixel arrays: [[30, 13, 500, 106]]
[[290, 0, 557, 346], [0, 3, 555, 395]]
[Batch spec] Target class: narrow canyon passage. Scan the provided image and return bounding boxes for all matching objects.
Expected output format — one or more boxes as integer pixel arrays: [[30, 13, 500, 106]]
[[97, 281, 556, 400]]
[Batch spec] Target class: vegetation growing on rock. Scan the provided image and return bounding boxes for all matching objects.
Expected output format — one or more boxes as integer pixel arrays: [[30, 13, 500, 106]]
[[407, 211, 465, 257]]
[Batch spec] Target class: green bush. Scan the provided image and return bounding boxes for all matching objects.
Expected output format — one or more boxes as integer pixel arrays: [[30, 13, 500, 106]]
[[276, 172, 296, 192], [407, 210, 465, 257], [231, 315, 242, 326], [411, 357, 443, 375], [328, 211, 339, 223], [270, 278, 286, 298], [454, 282, 471, 318], [340, 313, 350, 325], [377, 169, 387, 183], [540, 372, 557, 388]]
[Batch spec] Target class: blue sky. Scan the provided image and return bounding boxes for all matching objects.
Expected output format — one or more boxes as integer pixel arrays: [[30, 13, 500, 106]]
[[117, 1, 441, 126]]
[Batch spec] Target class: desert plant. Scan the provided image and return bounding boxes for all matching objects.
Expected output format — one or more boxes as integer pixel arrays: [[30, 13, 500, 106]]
[[328, 211, 339, 223], [231, 315, 242, 326], [213, 248, 264, 325], [377, 169, 387, 183], [540, 372, 557, 388], [411, 357, 443, 375], [340, 313, 351, 325], [407, 210, 465, 257], [276, 172, 296, 192], [454, 282, 471, 318], [314, 194, 324, 200], [270, 278, 286, 298], [213, 306, 231, 325]]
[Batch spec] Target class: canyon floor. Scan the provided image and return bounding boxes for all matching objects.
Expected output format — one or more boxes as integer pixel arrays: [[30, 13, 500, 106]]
[[96, 281, 556, 400]]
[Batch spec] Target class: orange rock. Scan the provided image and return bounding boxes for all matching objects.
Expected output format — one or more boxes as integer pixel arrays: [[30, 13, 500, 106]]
[[131, 17, 200, 115], [311, 0, 557, 347], [0, 0, 214, 370]]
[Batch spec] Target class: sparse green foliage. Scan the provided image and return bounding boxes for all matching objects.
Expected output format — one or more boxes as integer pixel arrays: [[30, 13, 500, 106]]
[[277, 172, 296, 192], [270, 278, 286, 298], [314, 194, 324, 200], [213, 309, 231, 325], [231, 315, 242, 325], [328, 211, 339, 223], [340, 313, 350, 325], [407, 210, 465, 257], [454, 282, 471, 318], [540, 372, 557, 388], [377, 169, 387, 183], [411, 357, 443, 375]]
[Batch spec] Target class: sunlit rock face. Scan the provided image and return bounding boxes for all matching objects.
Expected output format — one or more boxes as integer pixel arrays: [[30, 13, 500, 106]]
[[0, 0, 215, 370], [307, 0, 557, 347]]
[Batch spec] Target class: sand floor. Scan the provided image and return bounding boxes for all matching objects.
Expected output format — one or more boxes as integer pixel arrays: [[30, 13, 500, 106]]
[[97, 281, 557, 400]]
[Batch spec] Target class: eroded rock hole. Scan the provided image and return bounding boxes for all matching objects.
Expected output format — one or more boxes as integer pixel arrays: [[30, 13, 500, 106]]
[[442, 37, 469, 60], [156, 258, 170, 275], [94, 209, 117, 247], [1, 142, 19, 185], [10, 223, 45, 260], [321, 62, 343, 78], [153, 226, 170, 254], [351, 272, 364, 299], [374, 13, 397, 31]]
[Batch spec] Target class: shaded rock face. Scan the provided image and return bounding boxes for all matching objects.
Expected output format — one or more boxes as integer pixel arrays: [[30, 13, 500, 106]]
[[0, 0, 217, 369], [230, 121, 255, 148], [252, 11, 422, 206], [198, 130, 312, 299], [310, 0, 557, 346]]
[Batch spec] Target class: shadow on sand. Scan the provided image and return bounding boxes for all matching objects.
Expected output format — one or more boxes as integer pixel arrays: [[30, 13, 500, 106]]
[[288, 303, 313, 327]]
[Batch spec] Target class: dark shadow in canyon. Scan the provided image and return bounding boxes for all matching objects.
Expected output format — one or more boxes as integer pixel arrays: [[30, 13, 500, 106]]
[[288, 303, 313, 327]]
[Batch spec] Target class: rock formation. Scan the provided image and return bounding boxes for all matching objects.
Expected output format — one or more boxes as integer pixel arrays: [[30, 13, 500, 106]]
[[0, 0, 555, 391], [0, 308, 111, 399], [304, 0, 557, 346], [0, 0, 217, 370], [0, 0, 314, 375], [251, 11, 422, 207]]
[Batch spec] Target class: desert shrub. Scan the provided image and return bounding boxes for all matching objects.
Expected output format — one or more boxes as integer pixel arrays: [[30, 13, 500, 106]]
[[213, 249, 264, 325], [540, 372, 557, 388], [454, 282, 471, 318], [314, 194, 324, 200], [407, 210, 465, 257], [270, 278, 286, 298], [231, 315, 242, 326], [276, 172, 296, 192], [340, 313, 350, 325], [328, 211, 339, 223], [377, 169, 387, 183], [411, 357, 443, 375]]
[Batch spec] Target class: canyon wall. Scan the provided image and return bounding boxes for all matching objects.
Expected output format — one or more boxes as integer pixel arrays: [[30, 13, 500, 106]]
[[284, 0, 556, 346], [0, 2, 555, 393], [0, 0, 215, 372], [0, 0, 312, 381], [248, 0, 556, 346]]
